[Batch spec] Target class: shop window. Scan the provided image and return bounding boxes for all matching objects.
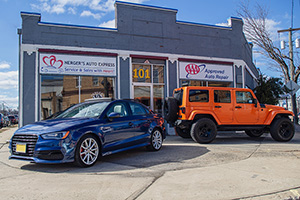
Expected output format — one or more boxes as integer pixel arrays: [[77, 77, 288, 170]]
[[208, 81, 231, 87], [153, 65, 164, 83], [41, 75, 114, 120], [132, 64, 151, 83], [93, 77, 99, 86]]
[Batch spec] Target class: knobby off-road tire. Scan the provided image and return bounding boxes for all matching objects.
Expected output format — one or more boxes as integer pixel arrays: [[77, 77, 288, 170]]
[[191, 118, 217, 144], [163, 97, 179, 123], [74, 134, 100, 167], [175, 126, 191, 138], [270, 118, 295, 142], [245, 129, 264, 138]]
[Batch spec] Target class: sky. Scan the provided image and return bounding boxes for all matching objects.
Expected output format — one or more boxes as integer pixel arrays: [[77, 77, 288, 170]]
[[0, 0, 300, 110]]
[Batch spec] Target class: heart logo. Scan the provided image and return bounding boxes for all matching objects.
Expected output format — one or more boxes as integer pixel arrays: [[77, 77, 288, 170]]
[[43, 55, 63, 69]]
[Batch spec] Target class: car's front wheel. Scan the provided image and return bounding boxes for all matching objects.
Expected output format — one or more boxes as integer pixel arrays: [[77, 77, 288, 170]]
[[270, 118, 295, 142], [75, 134, 100, 167], [147, 129, 163, 151]]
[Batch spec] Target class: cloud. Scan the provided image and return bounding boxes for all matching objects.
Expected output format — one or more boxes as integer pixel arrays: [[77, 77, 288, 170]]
[[80, 10, 101, 20], [0, 71, 18, 90], [265, 19, 282, 41], [31, 0, 149, 15], [99, 19, 115, 28], [215, 22, 229, 27], [0, 62, 11, 69], [0, 95, 18, 110]]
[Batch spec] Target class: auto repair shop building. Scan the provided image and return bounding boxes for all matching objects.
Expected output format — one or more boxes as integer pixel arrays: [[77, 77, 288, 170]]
[[19, 1, 259, 128]]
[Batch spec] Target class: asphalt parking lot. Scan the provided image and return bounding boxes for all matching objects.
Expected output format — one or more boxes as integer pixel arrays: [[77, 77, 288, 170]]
[[1, 126, 300, 200]]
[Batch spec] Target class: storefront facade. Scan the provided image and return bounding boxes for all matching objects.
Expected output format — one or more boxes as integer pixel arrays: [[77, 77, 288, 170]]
[[19, 1, 259, 129]]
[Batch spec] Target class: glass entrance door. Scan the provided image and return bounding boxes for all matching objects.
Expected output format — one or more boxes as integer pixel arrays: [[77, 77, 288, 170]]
[[133, 84, 164, 114], [133, 85, 151, 108]]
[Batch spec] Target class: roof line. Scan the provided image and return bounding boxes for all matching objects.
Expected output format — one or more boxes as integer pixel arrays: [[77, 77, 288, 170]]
[[21, 11, 41, 17], [177, 20, 232, 30], [115, 1, 178, 12], [38, 22, 117, 32]]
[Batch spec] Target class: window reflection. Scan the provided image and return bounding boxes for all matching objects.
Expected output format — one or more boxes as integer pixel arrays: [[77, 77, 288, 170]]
[[41, 75, 114, 120]]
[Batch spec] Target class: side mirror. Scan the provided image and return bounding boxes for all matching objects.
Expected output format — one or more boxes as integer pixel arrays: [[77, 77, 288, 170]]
[[107, 112, 121, 121], [253, 99, 258, 107]]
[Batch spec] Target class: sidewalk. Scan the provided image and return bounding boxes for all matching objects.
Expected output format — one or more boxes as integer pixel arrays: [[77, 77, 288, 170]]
[[0, 126, 17, 144]]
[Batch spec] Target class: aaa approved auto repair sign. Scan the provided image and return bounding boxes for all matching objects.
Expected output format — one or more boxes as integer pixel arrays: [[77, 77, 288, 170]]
[[179, 62, 233, 82], [39, 53, 116, 76]]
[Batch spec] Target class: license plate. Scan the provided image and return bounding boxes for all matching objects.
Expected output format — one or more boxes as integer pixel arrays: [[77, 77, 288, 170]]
[[16, 143, 26, 153]]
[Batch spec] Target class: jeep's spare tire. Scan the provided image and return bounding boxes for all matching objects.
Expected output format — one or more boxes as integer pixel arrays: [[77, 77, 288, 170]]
[[270, 118, 295, 142], [164, 97, 178, 123]]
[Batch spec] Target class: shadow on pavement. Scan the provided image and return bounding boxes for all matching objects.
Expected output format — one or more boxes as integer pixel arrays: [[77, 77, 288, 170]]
[[20, 143, 209, 173]]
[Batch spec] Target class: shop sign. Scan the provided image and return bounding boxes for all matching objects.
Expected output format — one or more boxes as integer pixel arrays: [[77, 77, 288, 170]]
[[179, 62, 233, 82], [40, 53, 116, 76]]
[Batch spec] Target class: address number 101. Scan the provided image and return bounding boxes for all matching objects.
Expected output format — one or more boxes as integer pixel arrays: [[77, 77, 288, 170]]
[[133, 68, 150, 79]]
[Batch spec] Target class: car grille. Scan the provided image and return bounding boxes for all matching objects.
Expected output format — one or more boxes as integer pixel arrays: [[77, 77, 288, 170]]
[[11, 134, 38, 157]]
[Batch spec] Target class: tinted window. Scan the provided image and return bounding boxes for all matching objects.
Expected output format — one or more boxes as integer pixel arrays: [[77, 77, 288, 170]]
[[129, 102, 147, 116], [189, 90, 209, 102], [236, 91, 254, 104], [214, 90, 231, 103], [106, 102, 129, 117]]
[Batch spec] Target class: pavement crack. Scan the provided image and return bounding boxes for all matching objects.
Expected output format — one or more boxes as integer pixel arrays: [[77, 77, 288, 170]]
[[233, 185, 300, 200], [245, 137, 265, 159], [126, 172, 165, 200]]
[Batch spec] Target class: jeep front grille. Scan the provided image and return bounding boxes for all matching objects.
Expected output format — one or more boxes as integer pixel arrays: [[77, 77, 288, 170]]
[[11, 134, 38, 157]]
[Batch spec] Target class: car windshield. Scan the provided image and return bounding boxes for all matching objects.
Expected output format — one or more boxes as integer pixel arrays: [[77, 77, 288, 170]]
[[55, 101, 110, 119]]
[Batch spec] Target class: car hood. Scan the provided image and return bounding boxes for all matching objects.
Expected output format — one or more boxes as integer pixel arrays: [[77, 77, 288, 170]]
[[15, 118, 96, 135], [264, 104, 285, 111]]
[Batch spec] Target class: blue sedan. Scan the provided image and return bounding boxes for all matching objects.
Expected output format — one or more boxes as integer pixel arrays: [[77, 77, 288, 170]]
[[9, 99, 166, 167]]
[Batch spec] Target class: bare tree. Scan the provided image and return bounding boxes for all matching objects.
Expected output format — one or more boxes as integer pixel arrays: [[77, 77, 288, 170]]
[[237, 1, 299, 122]]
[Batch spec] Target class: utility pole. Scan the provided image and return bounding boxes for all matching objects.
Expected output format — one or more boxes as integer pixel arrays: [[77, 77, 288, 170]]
[[278, 27, 300, 123]]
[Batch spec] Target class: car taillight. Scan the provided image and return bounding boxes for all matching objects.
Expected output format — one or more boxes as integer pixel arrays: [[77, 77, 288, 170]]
[[180, 107, 186, 114]]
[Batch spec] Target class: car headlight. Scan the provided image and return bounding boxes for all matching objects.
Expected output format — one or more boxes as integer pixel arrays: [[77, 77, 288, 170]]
[[41, 131, 70, 140]]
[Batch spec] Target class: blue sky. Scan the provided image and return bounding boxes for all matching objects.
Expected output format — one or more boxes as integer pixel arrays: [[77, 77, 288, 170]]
[[0, 0, 300, 109]]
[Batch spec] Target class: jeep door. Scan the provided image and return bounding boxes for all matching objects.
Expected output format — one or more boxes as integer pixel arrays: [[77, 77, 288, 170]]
[[213, 90, 233, 123], [234, 90, 259, 124]]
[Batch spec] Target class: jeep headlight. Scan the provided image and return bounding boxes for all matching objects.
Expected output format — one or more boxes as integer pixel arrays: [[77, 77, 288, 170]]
[[41, 131, 70, 140]]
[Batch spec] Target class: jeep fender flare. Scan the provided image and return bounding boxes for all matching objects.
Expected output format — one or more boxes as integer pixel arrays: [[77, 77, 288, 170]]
[[264, 111, 293, 125], [188, 111, 220, 125]]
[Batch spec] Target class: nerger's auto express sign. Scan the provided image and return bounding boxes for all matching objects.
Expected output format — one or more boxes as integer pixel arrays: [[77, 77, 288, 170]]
[[39, 53, 116, 76], [179, 62, 233, 82]]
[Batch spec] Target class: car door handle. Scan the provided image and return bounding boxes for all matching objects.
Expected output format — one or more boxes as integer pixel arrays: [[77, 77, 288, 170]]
[[235, 106, 242, 109], [129, 122, 133, 126], [215, 106, 222, 108]]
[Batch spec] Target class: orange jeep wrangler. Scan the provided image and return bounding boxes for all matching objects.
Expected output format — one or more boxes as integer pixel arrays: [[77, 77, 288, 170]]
[[164, 86, 295, 144]]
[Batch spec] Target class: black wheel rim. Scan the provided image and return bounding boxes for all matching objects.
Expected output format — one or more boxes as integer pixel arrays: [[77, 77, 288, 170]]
[[199, 124, 213, 138], [279, 122, 292, 139]]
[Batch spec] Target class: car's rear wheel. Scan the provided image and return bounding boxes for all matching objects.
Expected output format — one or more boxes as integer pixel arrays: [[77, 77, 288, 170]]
[[164, 97, 178, 123], [75, 134, 100, 167], [175, 126, 191, 138], [245, 129, 264, 138], [270, 118, 295, 142], [147, 129, 163, 151], [191, 118, 217, 144]]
